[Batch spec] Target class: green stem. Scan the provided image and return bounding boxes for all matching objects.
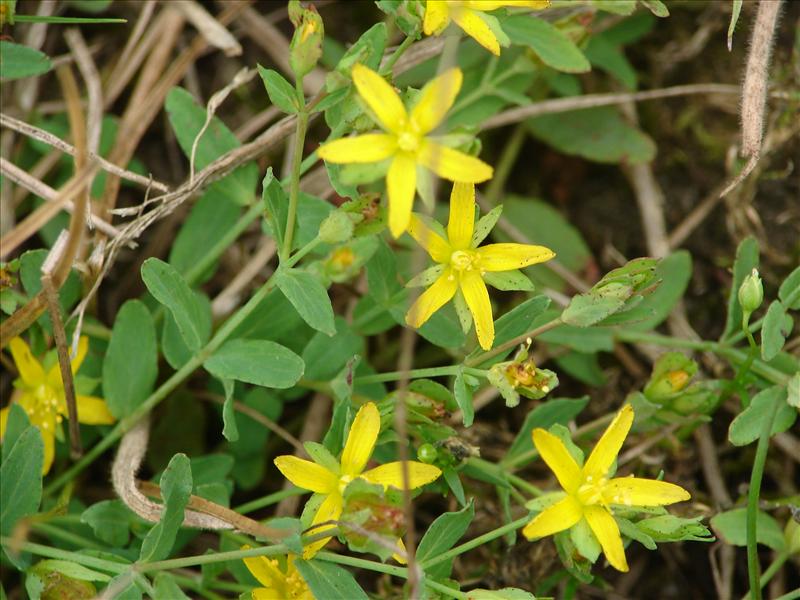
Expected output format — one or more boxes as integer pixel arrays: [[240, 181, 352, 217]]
[[420, 516, 530, 571], [484, 123, 526, 207], [746, 391, 781, 600], [426, 579, 469, 599], [31, 522, 103, 550], [234, 487, 305, 514], [315, 551, 407, 577], [139, 544, 286, 572], [773, 591, 800, 600], [465, 316, 563, 368], [167, 574, 228, 600], [282, 83, 309, 260], [354, 365, 460, 384], [743, 551, 789, 599], [1, 538, 128, 573], [381, 35, 416, 74]]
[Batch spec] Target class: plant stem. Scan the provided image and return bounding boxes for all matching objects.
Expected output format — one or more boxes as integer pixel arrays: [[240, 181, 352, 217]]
[[234, 487, 304, 514], [420, 516, 530, 571], [381, 35, 416, 73], [315, 551, 407, 577], [282, 81, 309, 260], [1, 538, 128, 573], [354, 365, 461, 384], [45, 234, 321, 497], [139, 544, 286, 572], [746, 391, 780, 600], [465, 316, 563, 367]]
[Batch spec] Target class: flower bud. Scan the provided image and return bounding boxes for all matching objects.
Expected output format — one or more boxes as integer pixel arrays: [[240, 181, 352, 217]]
[[738, 268, 763, 315], [319, 211, 354, 244], [288, 1, 323, 80]]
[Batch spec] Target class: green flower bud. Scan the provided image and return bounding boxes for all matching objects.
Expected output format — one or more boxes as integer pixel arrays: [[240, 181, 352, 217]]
[[288, 1, 323, 80], [738, 268, 764, 315], [319, 211, 354, 244], [417, 443, 438, 464]]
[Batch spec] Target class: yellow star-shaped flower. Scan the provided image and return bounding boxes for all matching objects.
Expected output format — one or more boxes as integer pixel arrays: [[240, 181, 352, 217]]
[[523, 405, 691, 572], [405, 182, 554, 350], [423, 1, 550, 56], [274, 402, 442, 558], [0, 337, 115, 474], [241, 548, 313, 600], [317, 63, 493, 237]]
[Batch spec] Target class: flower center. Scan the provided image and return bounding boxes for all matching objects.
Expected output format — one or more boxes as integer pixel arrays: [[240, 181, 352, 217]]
[[397, 130, 419, 152], [577, 474, 608, 506], [450, 250, 479, 272], [338, 474, 354, 494]]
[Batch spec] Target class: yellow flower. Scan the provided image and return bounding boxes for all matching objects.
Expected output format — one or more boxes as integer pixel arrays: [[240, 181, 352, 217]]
[[522, 405, 691, 572], [405, 182, 554, 350], [274, 402, 442, 558], [241, 548, 313, 600], [317, 63, 493, 237], [423, 1, 550, 56], [0, 337, 115, 474]]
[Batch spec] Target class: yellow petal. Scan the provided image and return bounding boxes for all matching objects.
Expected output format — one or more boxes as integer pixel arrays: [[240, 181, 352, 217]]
[[583, 505, 628, 572], [392, 537, 407, 564], [74, 396, 115, 425], [417, 141, 493, 183], [459, 270, 494, 350], [47, 336, 90, 387], [41, 426, 55, 475], [583, 404, 634, 479], [466, 0, 549, 10], [303, 493, 343, 558], [532, 428, 582, 493], [242, 547, 283, 589], [362, 461, 442, 490], [317, 133, 397, 164], [522, 495, 582, 539], [0, 407, 8, 439], [253, 589, 285, 600], [451, 8, 501, 55], [274, 456, 338, 493], [341, 402, 380, 477], [406, 269, 458, 328], [386, 153, 417, 238], [410, 68, 463, 135], [423, 0, 450, 34], [447, 182, 475, 250], [351, 63, 407, 133], [604, 476, 691, 507], [477, 243, 555, 272], [8, 337, 45, 386], [407, 214, 452, 263]]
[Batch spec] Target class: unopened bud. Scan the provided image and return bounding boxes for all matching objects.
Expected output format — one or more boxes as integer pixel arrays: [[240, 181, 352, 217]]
[[738, 268, 764, 315], [319, 211, 354, 244], [288, 1, 323, 80]]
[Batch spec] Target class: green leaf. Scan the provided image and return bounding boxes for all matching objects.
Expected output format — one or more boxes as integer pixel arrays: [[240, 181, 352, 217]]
[[169, 189, 241, 283], [761, 300, 793, 361], [275, 268, 336, 336], [293, 559, 369, 600], [107, 575, 143, 599], [591, 0, 636, 15], [139, 453, 192, 562], [161, 292, 212, 369], [102, 300, 158, 419], [727, 0, 743, 50], [221, 378, 238, 442], [417, 500, 475, 579], [302, 318, 363, 381], [262, 168, 289, 254], [165, 87, 257, 206], [0, 41, 52, 80], [637, 515, 714, 543], [722, 236, 758, 340], [503, 16, 590, 73], [80, 500, 132, 547], [778, 265, 800, 309], [0, 427, 43, 536], [153, 573, 190, 600], [570, 517, 601, 562], [710, 508, 784, 550], [483, 270, 535, 292], [465, 588, 536, 600], [584, 34, 637, 90], [641, 0, 669, 17], [257, 65, 300, 114], [728, 386, 796, 446], [1, 403, 29, 462], [527, 106, 656, 165], [454, 370, 474, 427], [141, 258, 211, 352], [505, 396, 590, 465], [19, 249, 82, 332], [562, 282, 631, 326], [204, 339, 304, 389], [33, 560, 110, 582], [788, 373, 799, 409]]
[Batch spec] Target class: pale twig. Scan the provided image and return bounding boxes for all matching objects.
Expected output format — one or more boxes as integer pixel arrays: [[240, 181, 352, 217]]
[[483, 83, 746, 130], [40, 233, 82, 459], [0, 114, 170, 192], [64, 29, 102, 155], [173, 0, 242, 56], [0, 158, 121, 239], [15, 0, 55, 113], [190, 67, 257, 184], [234, 105, 282, 141]]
